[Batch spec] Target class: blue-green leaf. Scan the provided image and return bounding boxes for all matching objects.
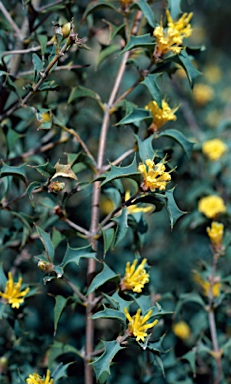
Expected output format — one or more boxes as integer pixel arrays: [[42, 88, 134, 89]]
[[120, 34, 154, 55], [135, 0, 155, 28], [60, 244, 97, 269], [100, 156, 140, 186], [90, 340, 125, 383], [54, 295, 68, 335], [168, 0, 182, 19], [82, 0, 119, 22], [112, 208, 128, 248], [35, 225, 54, 262], [0, 162, 27, 183], [68, 85, 101, 104], [116, 107, 151, 126], [87, 263, 120, 295], [91, 306, 126, 326], [141, 74, 161, 107], [135, 134, 155, 162], [177, 50, 202, 88], [158, 129, 194, 158], [154, 188, 186, 229], [101, 226, 115, 256]]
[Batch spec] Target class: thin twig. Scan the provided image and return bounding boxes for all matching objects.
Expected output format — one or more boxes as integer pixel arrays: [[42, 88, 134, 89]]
[[63, 218, 90, 237], [103, 148, 135, 171], [0, 2, 22, 37], [62, 276, 87, 303]]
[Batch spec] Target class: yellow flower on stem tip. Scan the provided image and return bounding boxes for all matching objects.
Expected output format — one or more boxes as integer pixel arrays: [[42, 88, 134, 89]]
[[198, 195, 226, 219], [26, 369, 54, 384], [120, 258, 149, 293], [125, 191, 153, 215], [124, 307, 158, 342], [202, 139, 227, 161], [0, 272, 30, 309], [193, 272, 221, 298], [172, 321, 191, 341], [145, 100, 177, 131], [138, 158, 172, 192], [207, 221, 224, 247], [153, 10, 193, 58]]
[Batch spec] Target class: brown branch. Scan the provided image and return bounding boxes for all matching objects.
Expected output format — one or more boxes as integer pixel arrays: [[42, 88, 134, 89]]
[[0, 2, 22, 37], [103, 148, 135, 172], [62, 276, 87, 303]]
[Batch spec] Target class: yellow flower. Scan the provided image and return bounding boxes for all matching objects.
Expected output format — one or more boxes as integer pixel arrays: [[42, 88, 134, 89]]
[[26, 370, 54, 384], [0, 272, 30, 309], [125, 191, 153, 215], [193, 272, 221, 298], [124, 308, 158, 342], [172, 321, 191, 341], [138, 158, 171, 192], [120, 258, 149, 293], [145, 100, 177, 131], [198, 195, 226, 219], [207, 221, 224, 247], [202, 139, 227, 161], [154, 10, 193, 58], [193, 83, 214, 107]]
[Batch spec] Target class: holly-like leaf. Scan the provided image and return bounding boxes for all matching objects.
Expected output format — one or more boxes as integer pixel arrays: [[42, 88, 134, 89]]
[[48, 341, 82, 367], [147, 333, 168, 354], [155, 188, 186, 229], [99, 156, 140, 187], [135, 134, 155, 162], [176, 50, 202, 88], [141, 74, 161, 107], [51, 161, 78, 181], [52, 362, 74, 382], [90, 340, 125, 383], [175, 292, 206, 314], [30, 162, 56, 178], [32, 53, 44, 80], [27, 181, 43, 208], [158, 129, 194, 158], [97, 44, 121, 67], [60, 244, 97, 269], [35, 225, 54, 262], [112, 208, 128, 248], [0, 162, 27, 183], [116, 107, 151, 126], [181, 349, 197, 377], [6, 127, 23, 153], [91, 306, 126, 326], [100, 226, 115, 256], [120, 34, 154, 55], [87, 263, 120, 295]]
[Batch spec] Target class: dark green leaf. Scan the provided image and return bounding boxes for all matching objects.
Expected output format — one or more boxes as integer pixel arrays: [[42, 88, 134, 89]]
[[148, 333, 168, 354], [112, 208, 128, 248], [54, 295, 68, 335], [0, 162, 27, 182], [6, 127, 23, 153], [48, 341, 82, 367], [27, 181, 43, 208], [35, 225, 54, 262], [87, 263, 120, 295], [32, 53, 44, 80], [0, 303, 6, 320], [0, 263, 7, 289], [158, 129, 194, 158], [91, 340, 125, 383], [60, 244, 97, 269], [176, 50, 202, 88], [37, 34, 48, 56], [100, 226, 115, 256], [82, 0, 119, 22], [175, 293, 206, 315], [141, 73, 161, 107], [181, 349, 196, 377], [91, 306, 126, 326], [100, 156, 140, 186], [116, 107, 151, 126], [30, 162, 56, 178], [68, 85, 101, 104], [168, 0, 182, 19], [103, 20, 126, 41], [135, 134, 155, 162], [155, 188, 186, 229], [120, 34, 154, 55]]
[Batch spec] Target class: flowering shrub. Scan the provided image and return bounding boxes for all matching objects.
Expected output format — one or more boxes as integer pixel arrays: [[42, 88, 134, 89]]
[[1, 1, 231, 383]]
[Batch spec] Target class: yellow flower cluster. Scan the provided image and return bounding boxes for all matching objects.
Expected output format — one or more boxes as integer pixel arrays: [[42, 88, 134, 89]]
[[154, 10, 193, 58], [145, 99, 177, 131], [138, 158, 171, 192], [193, 83, 214, 107], [26, 370, 54, 384], [124, 308, 158, 342], [198, 195, 226, 219], [202, 139, 227, 161], [172, 321, 191, 341], [120, 258, 149, 293], [0, 272, 29, 309], [207, 221, 224, 247], [193, 272, 221, 298]]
